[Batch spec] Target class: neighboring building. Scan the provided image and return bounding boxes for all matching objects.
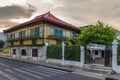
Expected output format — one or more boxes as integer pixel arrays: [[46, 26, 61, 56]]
[[116, 30, 120, 40], [3, 12, 79, 60], [0, 32, 5, 41]]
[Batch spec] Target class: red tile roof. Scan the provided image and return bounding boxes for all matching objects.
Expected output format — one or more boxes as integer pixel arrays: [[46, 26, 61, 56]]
[[4, 12, 80, 33]]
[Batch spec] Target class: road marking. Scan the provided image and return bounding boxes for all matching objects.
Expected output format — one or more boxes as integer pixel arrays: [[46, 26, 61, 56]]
[[25, 66, 57, 75], [0, 71, 17, 80], [35, 66, 67, 74], [33, 66, 63, 74], [0, 63, 9, 68], [5, 69, 34, 80], [13, 68, 43, 79], [20, 67, 51, 77], [5, 69, 14, 73], [37, 66, 67, 73], [29, 66, 62, 74]]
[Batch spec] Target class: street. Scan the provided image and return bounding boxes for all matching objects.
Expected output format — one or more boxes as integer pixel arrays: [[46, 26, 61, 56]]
[[0, 58, 100, 80]]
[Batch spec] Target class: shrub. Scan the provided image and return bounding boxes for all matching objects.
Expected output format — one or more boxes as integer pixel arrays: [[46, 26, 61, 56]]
[[65, 46, 80, 61], [2, 48, 9, 54], [0, 48, 3, 52], [47, 45, 80, 61], [85, 50, 91, 64], [0, 40, 4, 48], [47, 45, 62, 59], [48, 35, 68, 41]]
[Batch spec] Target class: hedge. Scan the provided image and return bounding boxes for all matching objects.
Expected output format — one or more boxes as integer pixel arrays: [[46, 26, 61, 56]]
[[117, 44, 120, 65], [47, 45, 62, 59], [65, 46, 80, 61], [85, 50, 91, 64], [0, 48, 3, 52], [47, 45, 80, 61]]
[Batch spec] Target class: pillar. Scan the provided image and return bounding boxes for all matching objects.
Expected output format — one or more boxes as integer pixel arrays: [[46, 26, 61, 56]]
[[43, 43, 48, 61], [80, 46, 85, 67], [112, 39, 118, 71], [62, 42, 65, 65]]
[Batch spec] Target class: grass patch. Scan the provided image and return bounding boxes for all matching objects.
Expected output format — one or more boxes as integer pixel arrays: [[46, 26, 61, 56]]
[[3, 48, 9, 54], [0, 48, 9, 54]]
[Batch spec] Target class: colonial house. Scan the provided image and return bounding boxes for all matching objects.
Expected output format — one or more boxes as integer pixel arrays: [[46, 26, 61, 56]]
[[3, 12, 79, 60]]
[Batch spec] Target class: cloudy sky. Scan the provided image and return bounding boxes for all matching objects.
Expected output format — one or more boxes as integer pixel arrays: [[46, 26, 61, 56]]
[[0, 0, 120, 32]]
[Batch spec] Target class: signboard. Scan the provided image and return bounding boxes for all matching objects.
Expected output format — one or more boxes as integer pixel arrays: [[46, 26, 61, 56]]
[[87, 43, 106, 50]]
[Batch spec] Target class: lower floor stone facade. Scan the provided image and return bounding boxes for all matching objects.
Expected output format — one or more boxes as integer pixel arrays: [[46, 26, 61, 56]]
[[10, 46, 47, 61]]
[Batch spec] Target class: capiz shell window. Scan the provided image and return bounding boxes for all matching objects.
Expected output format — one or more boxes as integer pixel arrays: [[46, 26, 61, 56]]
[[39, 27, 43, 37], [70, 32, 75, 40], [50, 27, 66, 37]]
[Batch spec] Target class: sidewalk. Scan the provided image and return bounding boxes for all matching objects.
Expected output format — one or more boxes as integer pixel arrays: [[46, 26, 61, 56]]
[[0, 55, 120, 80]]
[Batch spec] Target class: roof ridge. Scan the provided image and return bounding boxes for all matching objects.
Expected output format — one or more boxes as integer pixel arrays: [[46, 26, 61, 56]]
[[32, 11, 50, 20], [43, 12, 79, 28]]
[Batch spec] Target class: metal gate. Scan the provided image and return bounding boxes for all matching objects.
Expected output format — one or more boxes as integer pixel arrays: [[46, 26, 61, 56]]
[[104, 47, 112, 67]]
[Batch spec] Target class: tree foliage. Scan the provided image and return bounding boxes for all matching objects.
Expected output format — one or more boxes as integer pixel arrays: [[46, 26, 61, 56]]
[[0, 40, 4, 48], [75, 21, 116, 46]]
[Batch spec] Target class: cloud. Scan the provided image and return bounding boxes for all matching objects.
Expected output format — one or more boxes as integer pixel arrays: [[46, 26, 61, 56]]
[[2, 0, 120, 31], [0, 0, 27, 7], [0, 4, 36, 19], [28, 0, 120, 29], [0, 3, 36, 30]]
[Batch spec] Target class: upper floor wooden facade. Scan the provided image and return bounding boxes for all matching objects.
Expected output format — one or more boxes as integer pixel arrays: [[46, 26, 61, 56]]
[[4, 12, 80, 47]]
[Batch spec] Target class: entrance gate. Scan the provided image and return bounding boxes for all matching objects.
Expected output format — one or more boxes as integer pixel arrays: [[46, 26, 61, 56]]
[[105, 47, 112, 66], [87, 43, 111, 66]]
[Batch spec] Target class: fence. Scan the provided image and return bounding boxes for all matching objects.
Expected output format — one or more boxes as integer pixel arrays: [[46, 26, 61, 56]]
[[46, 43, 83, 67], [112, 39, 120, 73], [117, 44, 120, 65]]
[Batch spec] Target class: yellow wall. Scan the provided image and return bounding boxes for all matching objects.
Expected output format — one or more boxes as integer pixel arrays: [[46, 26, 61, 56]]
[[49, 40, 56, 44], [6, 21, 77, 46], [11, 39, 43, 46], [13, 41, 20, 46], [44, 26, 50, 38], [66, 31, 70, 39], [44, 22, 75, 39], [23, 40, 32, 45], [44, 39, 56, 44], [36, 39, 42, 44], [8, 43, 11, 46]]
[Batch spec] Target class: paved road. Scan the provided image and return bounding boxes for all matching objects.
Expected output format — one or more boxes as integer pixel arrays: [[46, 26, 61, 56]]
[[0, 58, 100, 80]]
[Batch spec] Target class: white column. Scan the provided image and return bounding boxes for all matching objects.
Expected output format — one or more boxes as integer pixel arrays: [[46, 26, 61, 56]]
[[112, 39, 118, 71], [43, 43, 48, 61], [9, 47, 12, 57], [80, 46, 85, 67], [62, 42, 65, 65], [27, 47, 32, 60]]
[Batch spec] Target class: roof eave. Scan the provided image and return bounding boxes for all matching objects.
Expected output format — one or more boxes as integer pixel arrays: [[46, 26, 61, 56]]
[[42, 18, 80, 33], [3, 18, 43, 33], [4, 18, 80, 33]]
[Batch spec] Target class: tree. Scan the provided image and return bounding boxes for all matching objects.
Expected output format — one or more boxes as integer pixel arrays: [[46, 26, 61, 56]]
[[75, 21, 116, 46], [0, 40, 4, 48]]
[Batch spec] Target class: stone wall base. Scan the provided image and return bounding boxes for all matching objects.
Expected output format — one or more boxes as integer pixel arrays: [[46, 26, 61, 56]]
[[10, 46, 46, 61]]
